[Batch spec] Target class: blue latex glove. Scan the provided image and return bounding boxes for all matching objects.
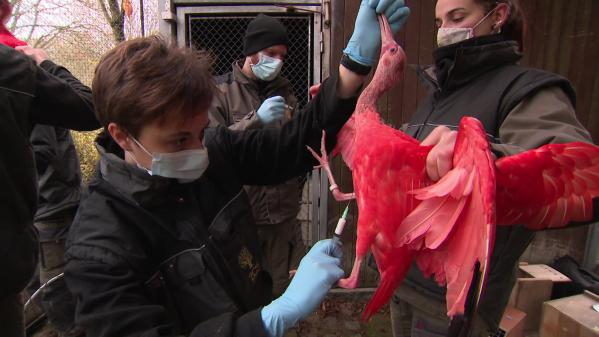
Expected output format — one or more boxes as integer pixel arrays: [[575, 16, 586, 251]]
[[343, 0, 411, 66], [261, 239, 344, 337], [257, 96, 285, 125]]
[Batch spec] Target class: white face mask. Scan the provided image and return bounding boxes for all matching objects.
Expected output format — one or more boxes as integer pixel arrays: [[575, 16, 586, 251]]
[[437, 7, 498, 47], [250, 53, 283, 81], [129, 137, 209, 183]]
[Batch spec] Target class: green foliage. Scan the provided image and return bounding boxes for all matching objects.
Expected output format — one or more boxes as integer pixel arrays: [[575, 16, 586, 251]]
[[71, 129, 101, 183]]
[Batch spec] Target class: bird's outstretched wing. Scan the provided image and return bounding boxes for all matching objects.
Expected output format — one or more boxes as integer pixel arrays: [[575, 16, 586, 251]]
[[496, 142, 599, 229], [395, 117, 496, 317]]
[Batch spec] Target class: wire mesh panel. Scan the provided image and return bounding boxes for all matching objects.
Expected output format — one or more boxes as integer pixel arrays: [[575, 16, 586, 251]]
[[187, 13, 313, 109]]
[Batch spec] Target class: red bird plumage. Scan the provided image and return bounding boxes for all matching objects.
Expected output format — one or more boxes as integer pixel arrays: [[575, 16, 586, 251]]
[[495, 142, 599, 229], [309, 16, 431, 321], [309, 15, 599, 323], [397, 116, 496, 317]]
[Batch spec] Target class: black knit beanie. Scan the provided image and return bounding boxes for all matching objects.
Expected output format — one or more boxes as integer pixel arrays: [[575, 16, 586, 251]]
[[243, 14, 289, 56]]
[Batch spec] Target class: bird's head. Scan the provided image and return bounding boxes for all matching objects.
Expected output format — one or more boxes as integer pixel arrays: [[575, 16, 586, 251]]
[[370, 14, 406, 93]]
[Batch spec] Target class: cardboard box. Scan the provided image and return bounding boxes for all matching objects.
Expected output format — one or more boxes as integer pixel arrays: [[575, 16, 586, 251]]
[[540, 291, 599, 337], [509, 264, 571, 333], [498, 306, 527, 337]]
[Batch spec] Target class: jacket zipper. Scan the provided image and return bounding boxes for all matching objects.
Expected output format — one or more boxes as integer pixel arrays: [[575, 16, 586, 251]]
[[414, 67, 441, 140]]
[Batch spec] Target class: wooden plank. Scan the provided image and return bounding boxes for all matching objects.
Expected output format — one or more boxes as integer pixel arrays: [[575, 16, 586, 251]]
[[415, 0, 436, 117], [573, 0, 599, 138], [520, 0, 538, 65], [583, 0, 599, 142], [401, 0, 424, 124], [587, 62, 599, 143], [556, 0, 578, 77], [417, 0, 436, 114], [565, 0, 592, 122], [529, 0, 551, 69], [387, 22, 406, 128], [543, 0, 564, 72], [417, 0, 435, 66]]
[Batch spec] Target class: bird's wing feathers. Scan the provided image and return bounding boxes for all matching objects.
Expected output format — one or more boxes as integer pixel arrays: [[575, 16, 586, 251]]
[[395, 168, 471, 249], [496, 142, 599, 229], [395, 117, 496, 317]]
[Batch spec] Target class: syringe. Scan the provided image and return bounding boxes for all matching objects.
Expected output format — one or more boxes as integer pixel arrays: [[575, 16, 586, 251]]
[[332, 203, 350, 244]]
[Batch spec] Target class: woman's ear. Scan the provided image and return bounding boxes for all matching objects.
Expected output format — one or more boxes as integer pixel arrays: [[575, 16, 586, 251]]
[[107, 122, 133, 153], [494, 3, 511, 31]]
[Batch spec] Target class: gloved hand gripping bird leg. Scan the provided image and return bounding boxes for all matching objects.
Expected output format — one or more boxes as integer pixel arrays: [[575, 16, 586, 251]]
[[307, 130, 356, 201]]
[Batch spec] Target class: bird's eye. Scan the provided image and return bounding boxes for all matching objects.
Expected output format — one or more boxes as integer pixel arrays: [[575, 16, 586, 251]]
[[390, 47, 397, 53]]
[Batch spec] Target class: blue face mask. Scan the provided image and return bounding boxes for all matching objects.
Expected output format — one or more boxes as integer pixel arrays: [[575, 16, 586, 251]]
[[129, 137, 209, 183], [251, 53, 283, 81]]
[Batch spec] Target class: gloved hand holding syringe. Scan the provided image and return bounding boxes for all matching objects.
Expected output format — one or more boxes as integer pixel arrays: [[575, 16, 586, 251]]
[[260, 205, 350, 337]]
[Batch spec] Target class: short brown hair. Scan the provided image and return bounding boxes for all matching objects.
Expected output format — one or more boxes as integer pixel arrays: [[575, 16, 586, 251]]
[[92, 35, 214, 136]]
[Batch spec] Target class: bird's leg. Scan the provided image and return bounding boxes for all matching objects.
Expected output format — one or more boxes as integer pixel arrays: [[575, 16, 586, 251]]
[[306, 130, 356, 201], [337, 254, 364, 289]]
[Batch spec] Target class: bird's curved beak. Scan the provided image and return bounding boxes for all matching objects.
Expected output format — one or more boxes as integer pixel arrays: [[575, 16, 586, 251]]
[[378, 14, 395, 46]]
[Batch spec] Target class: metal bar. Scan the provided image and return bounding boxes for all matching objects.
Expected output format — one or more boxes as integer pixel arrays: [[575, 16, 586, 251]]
[[310, 169, 320, 246], [176, 5, 320, 15], [273, 4, 322, 14], [318, 167, 329, 241], [173, 0, 321, 4]]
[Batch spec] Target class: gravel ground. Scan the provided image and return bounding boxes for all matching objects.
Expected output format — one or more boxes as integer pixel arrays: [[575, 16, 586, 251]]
[[31, 289, 392, 337], [287, 288, 393, 337]]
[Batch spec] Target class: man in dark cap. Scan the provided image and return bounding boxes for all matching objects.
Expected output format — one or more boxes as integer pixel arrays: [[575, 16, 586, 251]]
[[209, 13, 305, 298]]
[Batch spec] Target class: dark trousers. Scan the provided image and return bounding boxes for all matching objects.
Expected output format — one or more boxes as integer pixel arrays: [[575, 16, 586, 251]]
[[389, 283, 493, 337], [27, 209, 80, 335], [257, 218, 306, 297], [0, 294, 25, 337]]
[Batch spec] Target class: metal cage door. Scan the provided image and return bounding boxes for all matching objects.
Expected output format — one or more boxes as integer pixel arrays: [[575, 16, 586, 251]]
[[167, 3, 329, 246]]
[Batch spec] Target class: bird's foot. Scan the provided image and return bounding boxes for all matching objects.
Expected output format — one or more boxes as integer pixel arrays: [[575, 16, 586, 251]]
[[332, 188, 356, 201], [309, 83, 321, 99], [306, 130, 331, 170], [307, 131, 356, 201], [337, 277, 359, 289]]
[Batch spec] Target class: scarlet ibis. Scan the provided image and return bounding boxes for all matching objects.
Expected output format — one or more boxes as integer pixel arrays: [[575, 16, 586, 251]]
[[308, 14, 430, 320], [309, 13, 599, 322]]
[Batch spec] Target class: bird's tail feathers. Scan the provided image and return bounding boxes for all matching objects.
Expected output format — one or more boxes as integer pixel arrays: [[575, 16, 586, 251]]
[[361, 270, 404, 321]]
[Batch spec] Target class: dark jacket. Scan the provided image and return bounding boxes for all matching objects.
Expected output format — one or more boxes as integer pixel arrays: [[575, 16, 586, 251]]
[[402, 35, 593, 329], [210, 61, 301, 225], [30, 125, 82, 221], [64, 73, 357, 337], [0, 44, 98, 299]]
